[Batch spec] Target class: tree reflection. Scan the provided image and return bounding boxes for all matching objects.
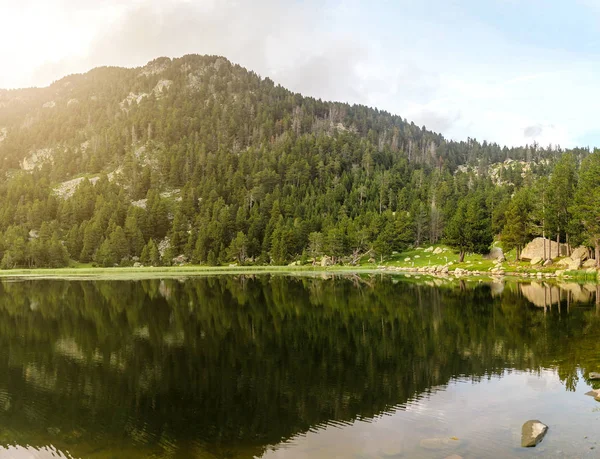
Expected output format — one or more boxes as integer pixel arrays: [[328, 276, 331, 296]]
[[0, 276, 597, 457]]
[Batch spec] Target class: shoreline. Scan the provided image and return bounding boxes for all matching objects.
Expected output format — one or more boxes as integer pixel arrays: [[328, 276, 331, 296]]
[[0, 264, 596, 282]]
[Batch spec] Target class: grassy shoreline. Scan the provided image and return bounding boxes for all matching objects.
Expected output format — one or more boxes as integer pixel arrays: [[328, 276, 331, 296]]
[[0, 263, 596, 282], [0, 244, 596, 281], [0, 264, 376, 279]]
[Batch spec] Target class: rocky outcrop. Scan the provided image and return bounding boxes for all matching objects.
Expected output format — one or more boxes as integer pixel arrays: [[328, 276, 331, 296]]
[[520, 237, 568, 261], [521, 420, 548, 447], [571, 246, 589, 261]]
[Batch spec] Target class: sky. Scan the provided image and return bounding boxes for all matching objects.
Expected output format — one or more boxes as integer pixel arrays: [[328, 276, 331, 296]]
[[2, 0, 600, 148]]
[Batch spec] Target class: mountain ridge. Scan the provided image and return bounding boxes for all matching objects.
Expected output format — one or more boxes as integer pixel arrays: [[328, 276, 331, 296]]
[[0, 54, 596, 268]]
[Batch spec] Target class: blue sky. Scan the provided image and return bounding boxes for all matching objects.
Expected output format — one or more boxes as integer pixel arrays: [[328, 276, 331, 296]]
[[2, 0, 600, 148]]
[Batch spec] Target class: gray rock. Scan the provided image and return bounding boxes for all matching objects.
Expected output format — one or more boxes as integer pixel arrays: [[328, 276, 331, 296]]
[[583, 259, 597, 268], [521, 420, 548, 447], [543, 259, 553, 267], [320, 256, 332, 267], [571, 246, 589, 261], [568, 258, 582, 270], [589, 372, 600, 380], [585, 389, 600, 401], [521, 237, 568, 261], [530, 256, 543, 265], [487, 246, 504, 260], [556, 257, 572, 266], [172, 254, 188, 264]]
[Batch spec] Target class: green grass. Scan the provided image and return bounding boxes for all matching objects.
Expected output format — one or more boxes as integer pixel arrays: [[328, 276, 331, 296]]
[[0, 264, 382, 280], [369, 244, 497, 272], [0, 243, 597, 282]]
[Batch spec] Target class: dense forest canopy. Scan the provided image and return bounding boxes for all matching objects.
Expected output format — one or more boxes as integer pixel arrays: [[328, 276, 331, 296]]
[[0, 54, 598, 267]]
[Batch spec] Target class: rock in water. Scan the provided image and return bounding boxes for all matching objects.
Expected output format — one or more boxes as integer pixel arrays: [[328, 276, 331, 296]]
[[521, 420, 548, 447], [589, 372, 600, 380]]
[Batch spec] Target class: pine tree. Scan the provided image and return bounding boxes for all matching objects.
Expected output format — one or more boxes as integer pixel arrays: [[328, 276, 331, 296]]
[[226, 231, 249, 264], [573, 150, 600, 265]]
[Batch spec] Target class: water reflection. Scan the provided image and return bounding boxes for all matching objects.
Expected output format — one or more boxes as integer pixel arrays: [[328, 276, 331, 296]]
[[0, 276, 598, 457], [519, 281, 600, 309]]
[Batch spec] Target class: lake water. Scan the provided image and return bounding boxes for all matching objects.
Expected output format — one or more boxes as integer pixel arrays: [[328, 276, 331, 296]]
[[1, 274, 600, 458]]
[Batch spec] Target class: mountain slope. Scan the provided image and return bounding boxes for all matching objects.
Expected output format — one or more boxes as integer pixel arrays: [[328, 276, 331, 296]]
[[0, 55, 592, 267]]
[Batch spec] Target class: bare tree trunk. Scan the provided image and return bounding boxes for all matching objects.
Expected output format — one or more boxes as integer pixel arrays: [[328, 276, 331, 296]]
[[459, 251, 465, 263], [556, 232, 560, 258], [543, 230, 546, 260], [595, 239, 600, 268]]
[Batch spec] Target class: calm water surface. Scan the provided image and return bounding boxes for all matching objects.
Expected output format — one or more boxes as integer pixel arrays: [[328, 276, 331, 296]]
[[0, 275, 600, 458]]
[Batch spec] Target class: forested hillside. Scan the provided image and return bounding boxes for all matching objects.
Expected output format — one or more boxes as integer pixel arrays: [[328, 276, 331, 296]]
[[0, 54, 598, 267]]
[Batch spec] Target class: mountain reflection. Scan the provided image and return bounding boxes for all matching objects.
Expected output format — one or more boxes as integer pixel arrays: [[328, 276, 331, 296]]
[[0, 275, 598, 458]]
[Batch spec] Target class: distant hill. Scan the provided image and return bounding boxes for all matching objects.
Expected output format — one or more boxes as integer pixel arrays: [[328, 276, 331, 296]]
[[0, 55, 595, 267]]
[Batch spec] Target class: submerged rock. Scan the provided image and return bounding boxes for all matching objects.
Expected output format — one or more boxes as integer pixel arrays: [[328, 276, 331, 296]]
[[419, 437, 461, 450], [584, 389, 600, 401], [521, 420, 548, 447]]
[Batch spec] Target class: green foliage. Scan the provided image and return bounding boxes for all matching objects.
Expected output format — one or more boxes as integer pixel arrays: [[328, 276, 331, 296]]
[[444, 192, 492, 261], [501, 188, 534, 259], [0, 55, 595, 267]]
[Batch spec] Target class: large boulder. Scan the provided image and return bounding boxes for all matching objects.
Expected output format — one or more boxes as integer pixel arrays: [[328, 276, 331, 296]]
[[520, 237, 568, 261], [583, 259, 597, 268], [568, 258, 582, 270], [556, 257, 572, 266], [487, 247, 504, 260], [571, 246, 589, 261], [530, 256, 543, 266], [521, 420, 548, 447]]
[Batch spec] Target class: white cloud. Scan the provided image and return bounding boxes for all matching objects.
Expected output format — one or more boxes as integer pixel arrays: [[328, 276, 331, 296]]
[[1, 0, 600, 148]]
